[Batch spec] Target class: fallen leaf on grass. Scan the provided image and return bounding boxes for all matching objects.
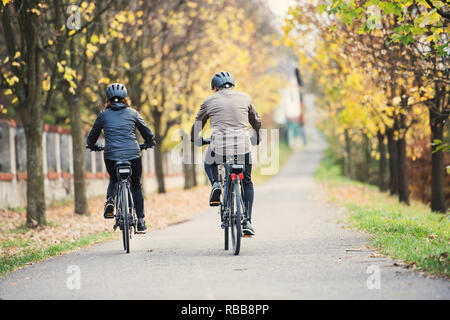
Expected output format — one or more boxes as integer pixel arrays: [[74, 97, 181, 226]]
[[369, 252, 384, 258], [427, 252, 449, 263], [393, 261, 416, 269]]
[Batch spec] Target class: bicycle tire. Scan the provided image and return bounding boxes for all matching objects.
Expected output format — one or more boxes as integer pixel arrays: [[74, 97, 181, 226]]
[[122, 186, 130, 253], [115, 188, 126, 251], [224, 208, 229, 250], [230, 180, 241, 255], [221, 191, 229, 251], [128, 185, 136, 238]]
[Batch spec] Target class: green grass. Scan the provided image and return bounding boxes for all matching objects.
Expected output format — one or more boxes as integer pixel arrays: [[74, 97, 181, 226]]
[[315, 149, 450, 277], [1, 231, 118, 276]]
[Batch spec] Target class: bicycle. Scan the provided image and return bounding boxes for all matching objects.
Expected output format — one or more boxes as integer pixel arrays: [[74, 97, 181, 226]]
[[203, 139, 250, 256], [87, 143, 152, 253]]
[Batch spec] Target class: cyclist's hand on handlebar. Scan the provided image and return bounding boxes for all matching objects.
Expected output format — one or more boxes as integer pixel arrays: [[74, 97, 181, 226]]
[[140, 136, 156, 150], [149, 136, 157, 147], [87, 144, 104, 151], [202, 137, 211, 145], [250, 132, 261, 146]]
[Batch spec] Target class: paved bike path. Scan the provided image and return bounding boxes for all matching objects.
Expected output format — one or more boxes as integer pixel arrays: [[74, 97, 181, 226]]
[[0, 140, 449, 299]]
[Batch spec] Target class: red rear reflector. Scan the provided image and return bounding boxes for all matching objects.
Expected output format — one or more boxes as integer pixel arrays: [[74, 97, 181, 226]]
[[238, 173, 244, 179], [231, 173, 236, 180]]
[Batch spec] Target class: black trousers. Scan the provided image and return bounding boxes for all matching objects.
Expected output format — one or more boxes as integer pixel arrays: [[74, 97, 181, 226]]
[[104, 157, 144, 219], [204, 147, 254, 222]]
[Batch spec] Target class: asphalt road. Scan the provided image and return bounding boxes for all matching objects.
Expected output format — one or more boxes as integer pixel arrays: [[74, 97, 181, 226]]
[[0, 138, 449, 300]]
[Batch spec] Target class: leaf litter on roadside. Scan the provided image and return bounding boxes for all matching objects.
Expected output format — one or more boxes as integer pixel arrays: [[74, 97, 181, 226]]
[[0, 186, 209, 265]]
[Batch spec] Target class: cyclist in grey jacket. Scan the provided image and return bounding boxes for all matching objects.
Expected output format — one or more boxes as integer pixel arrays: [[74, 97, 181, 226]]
[[86, 83, 156, 233], [191, 72, 261, 236]]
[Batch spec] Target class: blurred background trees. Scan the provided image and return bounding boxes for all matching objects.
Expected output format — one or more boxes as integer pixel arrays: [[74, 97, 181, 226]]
[[0, 0, 285, 227], [284, 0, 449, 212]]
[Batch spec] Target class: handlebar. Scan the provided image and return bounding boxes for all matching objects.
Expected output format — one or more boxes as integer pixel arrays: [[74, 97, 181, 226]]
[[201, 134, 259, 146], [86, 144, 153, 152], [86, 144, 104, 152], [139, 143, 154, 150]]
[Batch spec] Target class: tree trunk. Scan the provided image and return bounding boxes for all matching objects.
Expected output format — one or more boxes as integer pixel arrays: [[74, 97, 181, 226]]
[[387, 129, 398, 195], [344, 129, 353, 179], [183, 163, 193, 190], [20, 4, 46, 227], [397, 93, 410, 205], [69, 96, 89, 215], [377, 131, 387, 192], [429, 112, 446, 213], [151, 107, 166, 193], [361, 133, 371, 183], [182, 135, 194, 190], [191, 142, 197, 187], [396, 135, 410, 205], [154, 143, 166, 193], [24, 121, 46, 227]]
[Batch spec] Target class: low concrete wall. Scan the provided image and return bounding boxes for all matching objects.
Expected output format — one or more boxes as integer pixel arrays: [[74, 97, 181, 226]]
[[0, 119, 198, 209]]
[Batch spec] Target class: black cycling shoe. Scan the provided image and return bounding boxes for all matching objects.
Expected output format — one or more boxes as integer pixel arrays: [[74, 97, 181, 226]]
[[242, 221, 255, 237], [209, 182, 221, 207], [104, 198, 114, 219], [137, 219, 147, 234]]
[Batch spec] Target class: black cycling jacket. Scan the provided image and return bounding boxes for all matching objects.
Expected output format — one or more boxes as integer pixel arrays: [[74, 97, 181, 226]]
[[86, 102, 154, 161]]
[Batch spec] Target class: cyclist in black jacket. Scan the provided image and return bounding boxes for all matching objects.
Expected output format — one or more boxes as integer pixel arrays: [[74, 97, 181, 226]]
[[86, 83, 156, 233]]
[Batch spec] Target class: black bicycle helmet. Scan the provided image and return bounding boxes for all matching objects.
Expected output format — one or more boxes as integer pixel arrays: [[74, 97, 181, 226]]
[[106, 83, 127, 102], [211, 71, 235, 90]]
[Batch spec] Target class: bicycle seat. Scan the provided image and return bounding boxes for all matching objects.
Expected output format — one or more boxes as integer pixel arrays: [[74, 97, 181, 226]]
[[230, 164, 244, 173], [222, 154, 245, 164], [115, 160, 131, 169], [115, 161, 132, 180]]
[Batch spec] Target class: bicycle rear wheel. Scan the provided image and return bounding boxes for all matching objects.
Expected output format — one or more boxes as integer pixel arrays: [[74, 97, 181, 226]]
[[223, 206, 229, 251], [230, 181, 241, 255], [220, 190, 229, 251], [121, 186, 130, 253]]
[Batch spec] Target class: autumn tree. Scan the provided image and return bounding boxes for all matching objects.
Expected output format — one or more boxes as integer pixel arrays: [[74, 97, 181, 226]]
[[318, 0, 449, 211], [284, 0, 446, 208]]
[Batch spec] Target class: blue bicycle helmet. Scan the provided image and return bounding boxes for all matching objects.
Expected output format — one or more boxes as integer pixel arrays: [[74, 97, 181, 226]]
[[106, 83, 127, 101], [211, 72, 235, 90]]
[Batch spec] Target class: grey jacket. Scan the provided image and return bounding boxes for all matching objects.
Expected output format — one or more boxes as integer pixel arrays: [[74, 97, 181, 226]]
[[190, 88, 261, 155], [86, 103, 154, 161]]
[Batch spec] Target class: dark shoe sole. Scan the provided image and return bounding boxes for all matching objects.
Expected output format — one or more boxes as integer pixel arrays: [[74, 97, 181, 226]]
[[209, 188, 221, 206], [137, 222, 147, 234], [242, 228, 255, 236], [104, 203, 114, 219], [104, 212, 114, 219]]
